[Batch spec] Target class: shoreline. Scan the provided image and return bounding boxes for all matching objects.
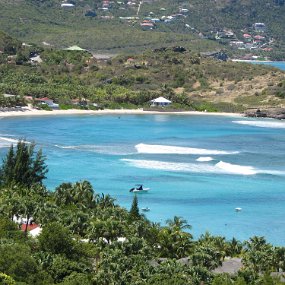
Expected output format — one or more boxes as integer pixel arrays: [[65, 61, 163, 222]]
[[231, 59, 273, 63], [0, 108, 243, 118], [232, 59, 285, 64]]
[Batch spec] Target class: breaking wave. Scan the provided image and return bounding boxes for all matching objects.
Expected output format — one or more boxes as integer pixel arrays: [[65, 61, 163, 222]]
[[215, 161, 257, 175], [233, 120, 285, 129], [196, 157, 214, 162], [0, 137, 21, 148], [122, 159, 284, 176], [55, 144, 135, 155], [135, 143, 239, 155]]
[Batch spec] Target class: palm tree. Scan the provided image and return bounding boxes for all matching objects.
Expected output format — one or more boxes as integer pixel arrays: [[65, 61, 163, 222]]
[[17, 185, 47, 233], [0, 186, 21, 220], [166, 216, 192, 232], [72, 180, 96, 209], [97, 193, 115, 209], [226, 237, 242, 257]]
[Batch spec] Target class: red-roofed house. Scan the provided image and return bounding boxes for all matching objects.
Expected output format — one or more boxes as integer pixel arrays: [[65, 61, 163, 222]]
[[254, 35, 265, 41], [21, 223, 39, 232], [243, 34, 252, 38], [21, 223, 42, 237]]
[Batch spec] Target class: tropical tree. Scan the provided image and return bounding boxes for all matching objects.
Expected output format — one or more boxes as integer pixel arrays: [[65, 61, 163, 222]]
[[243, 236, 275, 273], [166, 216, 192, 232], [0, 141, 48, 188], [0, 216, 23, 241], [0, 186, 21, 220], [157, 217, 193, 258], [87, 218, 124, 244], [0, 183, 47, 233], [0, 243, 51, 284], [129, 195, 140, 221], [18, 185, 48, 233], [226, 237, 243, 257], [38, 222, 77, 258], [0, 273, 16, 285], [274, 247, 285, 271], [54, 181, 97, 210], [96, 193, 115, 209], [191, 245, 223, 270]]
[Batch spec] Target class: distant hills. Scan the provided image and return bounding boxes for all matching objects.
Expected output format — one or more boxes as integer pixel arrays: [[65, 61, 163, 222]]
[[0, 0, 284, 58]]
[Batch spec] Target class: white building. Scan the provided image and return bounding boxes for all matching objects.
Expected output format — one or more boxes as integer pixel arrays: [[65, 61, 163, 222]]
[[150, 97, 172, 107], [61, 3, 75, 8]]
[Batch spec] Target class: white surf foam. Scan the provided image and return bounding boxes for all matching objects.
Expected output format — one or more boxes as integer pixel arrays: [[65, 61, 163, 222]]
[[135, 143, 239, 155], [0, 137, 19, 143], [196, 157, 214, 162], [122, 159, 284, 176], [122, 159, 216, 173], [55, 145, 77, 149], [215, 161, 257, 175], [233, 120, 285, 129], [55, 144, 135, 155], [0, 137, 21, 148]]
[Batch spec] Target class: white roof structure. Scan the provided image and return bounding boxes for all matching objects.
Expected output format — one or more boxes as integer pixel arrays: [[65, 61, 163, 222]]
[[65, 45, 86, 51], [150, 97, 172, 103], [29, 226, 42, 237], [61, 3, 75, 7]]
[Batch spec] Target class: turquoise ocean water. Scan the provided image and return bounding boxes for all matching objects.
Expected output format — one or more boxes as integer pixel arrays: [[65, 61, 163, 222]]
[[0, 114, 285, 244], [249, 61, 285, 70]]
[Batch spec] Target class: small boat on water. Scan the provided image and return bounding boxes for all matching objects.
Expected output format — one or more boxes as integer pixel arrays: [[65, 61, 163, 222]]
[[129, 184, 150, 193], [235, 207, 242, 212], [142, 207, 150, 212]]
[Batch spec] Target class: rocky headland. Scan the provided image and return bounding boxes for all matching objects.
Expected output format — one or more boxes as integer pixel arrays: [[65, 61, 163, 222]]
[[245, 108, 285, 120]]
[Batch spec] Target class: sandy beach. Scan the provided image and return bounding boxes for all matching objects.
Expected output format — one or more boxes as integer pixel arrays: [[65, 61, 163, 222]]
[[0, 108, 243, 118]]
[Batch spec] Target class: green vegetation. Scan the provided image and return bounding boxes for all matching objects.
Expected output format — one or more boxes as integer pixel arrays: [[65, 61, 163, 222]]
[[0, 142, 285, 285], [0, 0, 285, 58], [0, 140, 48, 188], [0, 0, 218, 54], [0, 35, 284, 111]]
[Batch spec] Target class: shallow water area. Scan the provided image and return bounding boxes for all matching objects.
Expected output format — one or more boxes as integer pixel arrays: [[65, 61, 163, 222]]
[[248, 61, 285, 71], [0, 114, 285, 244]]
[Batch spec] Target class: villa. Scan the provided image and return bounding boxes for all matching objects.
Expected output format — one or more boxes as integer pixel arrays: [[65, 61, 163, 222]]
[[35, 97, 59, 109], [150, 97, 172, 107]]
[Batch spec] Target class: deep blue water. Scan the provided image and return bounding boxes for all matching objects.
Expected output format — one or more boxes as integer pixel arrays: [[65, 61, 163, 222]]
[[0, 114, 285, 244]]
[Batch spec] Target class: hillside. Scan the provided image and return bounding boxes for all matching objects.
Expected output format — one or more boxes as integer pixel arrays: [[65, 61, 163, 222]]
[[0, 41, 284, 112], [0, 0, 284, 58], [0, 0, 220, 54]]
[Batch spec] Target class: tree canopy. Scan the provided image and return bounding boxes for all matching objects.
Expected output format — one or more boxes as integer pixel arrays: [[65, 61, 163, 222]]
[[0, 143, 284, 285], [0, 141, 48, 188]]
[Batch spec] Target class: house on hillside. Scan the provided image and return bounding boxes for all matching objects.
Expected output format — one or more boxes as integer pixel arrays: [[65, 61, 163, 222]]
[[21, 223, 42, 237], [30, 55, 42, 65], [61, 3, 75, 8], [254, 23, 266, 32], [64, 45, 86, 51], [140, 21, 155, 30], [71, 98, 90, 107], [35, 97, 59, 109], [150, 97, 172, 107]]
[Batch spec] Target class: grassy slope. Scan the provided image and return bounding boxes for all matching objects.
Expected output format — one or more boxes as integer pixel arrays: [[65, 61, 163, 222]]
[[0, 46, 284, 111], [0, 0, 284, 54], [0, 0, 222, 54], [140, 0, 285, 40]]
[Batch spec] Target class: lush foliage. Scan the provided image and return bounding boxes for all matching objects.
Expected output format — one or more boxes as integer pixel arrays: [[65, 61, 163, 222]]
[[0, 0, 285, 59], [0, 142, 284, 284], [0, 39, 284, 112]]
